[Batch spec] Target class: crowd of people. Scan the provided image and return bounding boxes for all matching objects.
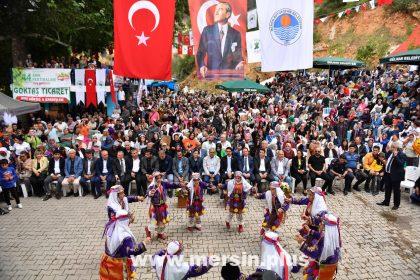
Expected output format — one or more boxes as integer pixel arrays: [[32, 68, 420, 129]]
[[1, 65, 419, 278]]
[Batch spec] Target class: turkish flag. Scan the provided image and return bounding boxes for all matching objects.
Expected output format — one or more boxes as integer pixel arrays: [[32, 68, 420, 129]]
[[188, 46, 193, 56], [378, 0, 393, 5], [178, 45, 183, 55], [114, 0, 175, 80], [85, 69, 97, 107], [183, 34, 190, 45]]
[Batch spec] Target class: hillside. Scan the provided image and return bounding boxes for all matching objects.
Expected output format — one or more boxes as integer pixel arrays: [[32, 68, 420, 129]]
[[181, 6, 418, 90]]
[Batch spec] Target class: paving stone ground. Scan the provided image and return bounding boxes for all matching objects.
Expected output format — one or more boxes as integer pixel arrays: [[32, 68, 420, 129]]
[[0, 184, 419, 280]]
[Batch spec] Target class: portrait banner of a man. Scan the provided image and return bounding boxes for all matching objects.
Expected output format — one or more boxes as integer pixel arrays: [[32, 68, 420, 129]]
[[189, 0, 247, 80]]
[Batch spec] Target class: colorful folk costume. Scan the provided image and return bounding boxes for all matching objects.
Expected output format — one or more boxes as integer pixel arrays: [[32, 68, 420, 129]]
[[223, 171, 253, 233], [145, 172, 180, 240], [107, 185, 143, 220], [186, 173, 209, 231], [257, 181, 290, 235], [153, 241, 213, 280], [100, 210, 147, 280], [291, 186, 328, 235], [254, 231, 299, 280], [298, 213, 342, 280]]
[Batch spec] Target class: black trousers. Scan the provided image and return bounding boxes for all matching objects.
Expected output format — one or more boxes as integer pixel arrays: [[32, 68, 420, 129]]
[[292, 171, 308, 190], [119, 174, 132, 195], [2, 187, 20, 205], [29, 174, 47, 197], [309, 171, 333, 191], [383, 173, 401, 207]]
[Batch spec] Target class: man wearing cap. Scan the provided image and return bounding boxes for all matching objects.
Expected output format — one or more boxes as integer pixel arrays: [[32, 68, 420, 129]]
[[100, 210, 149, 280], [62, 149, 83, 197], [255, 181, 290, 235], [80, 149, 96, 196], [43, 149, 65, 200], [152, 241, 213, 279], [221, 171, 253, 233]]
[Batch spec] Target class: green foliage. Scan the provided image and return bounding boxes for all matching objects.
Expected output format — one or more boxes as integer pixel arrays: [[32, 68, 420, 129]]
[[405, 22, 414, 36], [315, 0, 370, 18], [314, 31, 322, 44], [172, 55, 195, 81], [175, 0, 191, 33], [356, 44, 376, 62], [386, 0, 420, 14]]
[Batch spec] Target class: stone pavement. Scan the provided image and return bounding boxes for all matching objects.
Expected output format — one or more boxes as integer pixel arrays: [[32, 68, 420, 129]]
[[0, 185, 419, 280]]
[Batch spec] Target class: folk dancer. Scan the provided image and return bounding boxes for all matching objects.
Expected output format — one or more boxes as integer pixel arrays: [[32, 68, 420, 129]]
[[220, 171, 252, 233], [295, 213, 341, 280], [144, 172, 182, 240], [255, 181, 290, 235], [185, 173, 215, 232], [99, 210, 149, 280], [107, 185, 144, 220], [152, 241, 213, 279]]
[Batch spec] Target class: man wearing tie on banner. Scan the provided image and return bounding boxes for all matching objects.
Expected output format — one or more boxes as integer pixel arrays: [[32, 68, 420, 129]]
[[196, 2, 243, 79]]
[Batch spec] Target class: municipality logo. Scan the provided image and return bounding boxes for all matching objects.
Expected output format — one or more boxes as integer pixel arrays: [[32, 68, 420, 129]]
[[270, 9, 302, 46]]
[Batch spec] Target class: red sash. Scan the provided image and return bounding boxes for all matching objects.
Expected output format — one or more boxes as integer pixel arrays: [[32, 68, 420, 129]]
[[263, 236, 289, 280]]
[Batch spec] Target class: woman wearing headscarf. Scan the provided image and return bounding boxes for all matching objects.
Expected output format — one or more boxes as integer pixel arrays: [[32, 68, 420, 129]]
[[152, 241, 213, 280], [295, 213, 341, 280], [106, 185, 144, 220], [99, 210, 149, 280]]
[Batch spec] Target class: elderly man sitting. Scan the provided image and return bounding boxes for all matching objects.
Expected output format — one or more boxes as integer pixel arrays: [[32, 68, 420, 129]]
[[62, 149, 83, 197], [270, 150, 292, 187]]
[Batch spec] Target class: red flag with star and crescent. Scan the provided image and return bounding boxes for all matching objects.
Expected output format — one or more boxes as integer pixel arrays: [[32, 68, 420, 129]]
[[113, 0, 175, 80]]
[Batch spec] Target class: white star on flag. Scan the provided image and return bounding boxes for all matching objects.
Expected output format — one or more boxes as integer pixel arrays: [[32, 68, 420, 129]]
[[136, 32, 150, 46], [228, 12, 240, 28]]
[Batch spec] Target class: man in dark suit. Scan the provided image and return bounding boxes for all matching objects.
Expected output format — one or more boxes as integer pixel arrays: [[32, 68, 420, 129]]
[[239, 147, 254, 184], [220, 147, 239, 183], [43, 149, 65, 201], [80, 149, 96, 196], [254, 149, 273, 192], [188, 149, 203, 177], [377, 144, 407, 210], [140, 149, 158, 196], [196, 2, 243, 78], [92, 150, 116, 199], [113, 150, 132, 195]]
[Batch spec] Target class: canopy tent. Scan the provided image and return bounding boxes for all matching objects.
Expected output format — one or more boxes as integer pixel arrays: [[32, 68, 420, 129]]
[[216, 79, 270, 93], [150, 81, 176, 91], [313, 57, 365, 69], [390, 26, 420, 55], [380, 48, 420, 65], [0, 92, 41, 116]]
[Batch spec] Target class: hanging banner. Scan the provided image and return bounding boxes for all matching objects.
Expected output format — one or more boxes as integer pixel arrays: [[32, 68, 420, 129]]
[[11, 68, 71, 103], [74, 69, 85, 105], [246, 30, 261, 63], [189, 0, 247, 80], [247, 8, 258, 29]]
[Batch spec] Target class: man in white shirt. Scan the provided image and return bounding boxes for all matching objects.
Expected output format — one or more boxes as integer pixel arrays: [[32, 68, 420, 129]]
[[202, 148, 221, 193], [201, 134, 216, 157]]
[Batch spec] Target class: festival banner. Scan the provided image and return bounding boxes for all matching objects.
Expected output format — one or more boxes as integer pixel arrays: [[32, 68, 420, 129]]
[[11, 68, 71, 103], [256, 0, 313, 72], [188, 0, 247, 80], [246, 30, 261, 63]]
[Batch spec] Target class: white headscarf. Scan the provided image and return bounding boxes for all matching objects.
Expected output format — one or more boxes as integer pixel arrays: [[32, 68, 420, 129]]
[[265, 182, 285, 213], [259, 231, 292, 279], [187, 173, 201, 205], [107, 185, 128, 213], [320, 213, 341, 262], [310, 187, 328, 217], [153, 241, 190, 280], [106, 210, 136, 255], [227, 171, 252, 196]]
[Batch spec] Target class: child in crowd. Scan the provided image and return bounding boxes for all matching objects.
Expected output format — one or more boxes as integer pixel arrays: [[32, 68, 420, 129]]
[[0, 159, 21, 211]]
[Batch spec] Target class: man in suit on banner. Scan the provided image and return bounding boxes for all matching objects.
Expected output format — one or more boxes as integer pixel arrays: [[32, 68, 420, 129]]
[[196, 2, 243, 78]]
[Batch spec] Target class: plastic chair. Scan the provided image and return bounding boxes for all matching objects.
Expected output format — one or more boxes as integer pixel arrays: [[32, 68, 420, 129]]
[[401, 166, 419, 198]]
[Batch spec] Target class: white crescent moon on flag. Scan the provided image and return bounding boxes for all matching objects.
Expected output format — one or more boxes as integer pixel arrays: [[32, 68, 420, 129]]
[[128, 0, 160, 32], [87, 78, 94, 85], [197, 0, 219, 33]]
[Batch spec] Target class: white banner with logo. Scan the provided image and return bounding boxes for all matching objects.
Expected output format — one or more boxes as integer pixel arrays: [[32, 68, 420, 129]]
[[256, 0, 313, 71], [246, 31, 261, 63], [11, 68, 71, 103]]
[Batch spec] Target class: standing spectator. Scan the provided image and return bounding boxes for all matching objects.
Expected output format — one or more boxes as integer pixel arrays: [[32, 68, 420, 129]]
[[377, 144, 407, 210], [402, 133, 418, 166], [62, 149, 83, 197], [117, 85, 126, 108], [0, 159, 21, 210], [29, 150, 49, 197], [43, 149, 65, 201]]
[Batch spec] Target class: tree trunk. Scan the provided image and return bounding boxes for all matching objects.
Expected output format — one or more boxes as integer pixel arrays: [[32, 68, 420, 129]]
[[11, 35, 26, 67]]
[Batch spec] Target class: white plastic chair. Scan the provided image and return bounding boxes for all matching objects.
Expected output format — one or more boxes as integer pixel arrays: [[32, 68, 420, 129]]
[[401, 166, 419, 198], [20, 183, 34, 198]]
